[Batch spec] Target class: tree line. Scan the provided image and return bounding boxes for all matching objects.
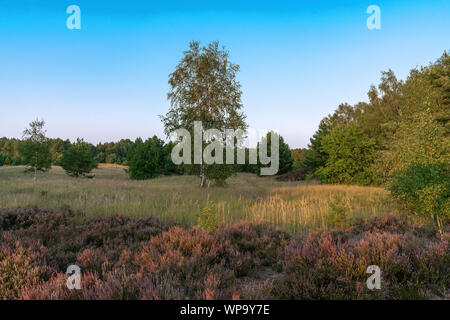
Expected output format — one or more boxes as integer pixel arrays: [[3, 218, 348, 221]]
[[0, 136, 134, 167], [298, 51, 449, 234], [0, 121, 294, 182]]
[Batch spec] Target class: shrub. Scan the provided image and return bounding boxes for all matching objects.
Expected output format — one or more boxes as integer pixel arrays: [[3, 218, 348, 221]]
[[389, 162, 450, 236], [196, 202, 219, 231], [0, 208, 447, 300], [275, 167, 311, 181], [327, 193, 352, 228], [271, 215, 449, 299]]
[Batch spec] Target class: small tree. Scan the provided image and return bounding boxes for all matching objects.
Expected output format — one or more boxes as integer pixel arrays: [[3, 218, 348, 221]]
[[60, 138, 98, 178], [20, 119, 52, 180]]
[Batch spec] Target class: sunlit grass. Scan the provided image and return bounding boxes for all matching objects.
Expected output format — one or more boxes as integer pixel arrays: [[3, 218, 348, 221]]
[[0, 166, 392, 234]]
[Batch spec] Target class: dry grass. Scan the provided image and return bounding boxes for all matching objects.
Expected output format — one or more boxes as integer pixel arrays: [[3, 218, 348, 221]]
[[0, 166, 392, 234]]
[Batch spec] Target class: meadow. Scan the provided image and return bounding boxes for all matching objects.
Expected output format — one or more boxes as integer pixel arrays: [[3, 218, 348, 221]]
[[0, 165, 392, 234]]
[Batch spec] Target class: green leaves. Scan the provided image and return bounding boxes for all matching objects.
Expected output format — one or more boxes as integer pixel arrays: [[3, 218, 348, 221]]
[[61, 138, 98, 178], [316, 123, 376, 185], [20, 119, 52, 174], [126, 136, 169, 180], [389, 162, 449, 235]]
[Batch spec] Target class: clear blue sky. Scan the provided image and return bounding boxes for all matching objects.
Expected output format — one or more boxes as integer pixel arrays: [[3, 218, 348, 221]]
[[0, 0, 449, 147]]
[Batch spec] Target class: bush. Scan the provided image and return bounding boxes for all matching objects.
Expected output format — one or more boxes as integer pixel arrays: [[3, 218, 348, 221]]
[[60, 138, 98, 178], [196, 202, 219, 231], [389, 162, 450, 235], [0, 208, 447, 300], [275, 167, 311, 181], [0, 207, 289, 300], [0, 153, 4, 166], [327, 193, 352, 228], [271, 215, 449, 299]]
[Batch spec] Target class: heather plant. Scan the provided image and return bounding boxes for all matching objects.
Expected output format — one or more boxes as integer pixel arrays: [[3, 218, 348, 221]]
[[221, 222, 290, 273], [271, 215, 449, 299], [0, 208, 448, 300]]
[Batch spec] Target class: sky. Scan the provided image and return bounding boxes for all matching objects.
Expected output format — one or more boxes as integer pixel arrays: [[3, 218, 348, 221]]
[[0, 0, 449, 148]]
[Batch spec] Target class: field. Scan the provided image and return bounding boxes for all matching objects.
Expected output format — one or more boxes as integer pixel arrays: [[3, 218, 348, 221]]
[[1, 166, 448, 300], [0, 166, 392, 234]]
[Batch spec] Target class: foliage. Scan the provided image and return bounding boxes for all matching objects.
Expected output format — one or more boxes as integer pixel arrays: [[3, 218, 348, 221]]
[[275, 167, 310, 181], [161, 41, 247, 187], [271, 215, 449, 299], [126, 136, 169, 180], [196, 202, 219, 231], [389, 162, 450, 235], [304, 52, 449, 187], [291, 148, 307, 169], [303, 103, 355, 172], [20, 119, 51, 176], [316, 123, 376, 185], [60, 138, 98, 178], [256, 132, 293, 176], [49, 138, 71, 165], [327, 193, 351, 228], [95, 139, 133, 165], [0, 153, 4, 166], [379, 109, 449, 181], [0, 207, 287, 300]]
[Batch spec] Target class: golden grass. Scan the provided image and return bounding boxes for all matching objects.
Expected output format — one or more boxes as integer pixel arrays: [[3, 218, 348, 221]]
[[0, 166, 392, 234]]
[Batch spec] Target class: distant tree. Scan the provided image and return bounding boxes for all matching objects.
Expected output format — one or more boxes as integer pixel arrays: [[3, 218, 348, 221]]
[[20, 119, 51, 180], [1, 138, 22, 165], [256, 132, 293, 175], [49, 138, 71, 165], [126, 136, 165, 180], [60, 138, 98, 178], [161, 41, 247, 187], [105, 153, 118, 164], [317, 122, 376, 185], [0, 153, 4, 166], [291, 148, 307, 169], [162, 141, 181, 175], [304, 103, 355, 173]]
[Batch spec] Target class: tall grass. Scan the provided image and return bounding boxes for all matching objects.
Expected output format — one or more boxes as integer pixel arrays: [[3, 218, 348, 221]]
[[0, 166, 391, 234]]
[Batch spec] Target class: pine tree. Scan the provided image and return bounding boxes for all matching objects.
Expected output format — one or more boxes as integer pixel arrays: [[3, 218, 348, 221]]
[[61, 138, 98, 178]]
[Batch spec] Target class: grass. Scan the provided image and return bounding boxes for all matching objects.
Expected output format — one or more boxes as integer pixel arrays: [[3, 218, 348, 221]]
[[0, 166, 392, 234]]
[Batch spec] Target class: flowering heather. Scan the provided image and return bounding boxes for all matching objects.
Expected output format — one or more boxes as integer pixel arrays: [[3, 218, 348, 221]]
[[0, 207, 448, 300]]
